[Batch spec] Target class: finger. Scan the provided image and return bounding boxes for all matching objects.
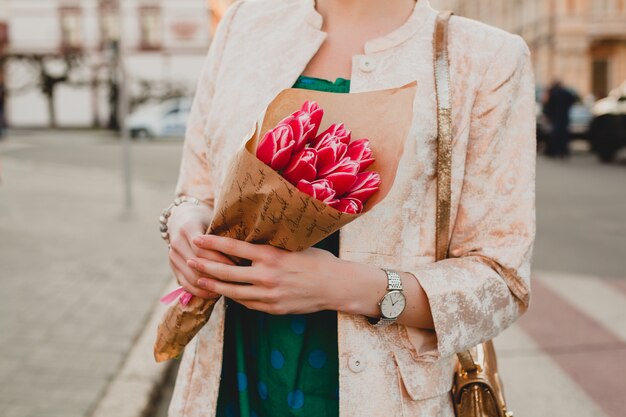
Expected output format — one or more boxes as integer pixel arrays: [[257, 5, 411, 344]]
[[188, 258, 261, 285], [235, 299, 288, 315], [171, 233, 235, 269], [170, 251, 218, 299], [191, 246, 236, 266], [192, 235, 272, 262], [169, 235, 197, 264], [197, 277, 269, 301]]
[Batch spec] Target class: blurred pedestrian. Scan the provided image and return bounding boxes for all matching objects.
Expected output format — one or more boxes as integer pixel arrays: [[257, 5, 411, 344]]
[[543, 80, 577, 159]]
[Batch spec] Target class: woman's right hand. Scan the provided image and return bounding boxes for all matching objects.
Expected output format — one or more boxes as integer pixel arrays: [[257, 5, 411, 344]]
[[167, 202, 235, 299]]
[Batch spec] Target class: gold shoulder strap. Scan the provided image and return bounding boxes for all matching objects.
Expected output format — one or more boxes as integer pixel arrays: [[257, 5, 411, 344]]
[[434, 10, 453, 262], [434, 11, 481, 373]]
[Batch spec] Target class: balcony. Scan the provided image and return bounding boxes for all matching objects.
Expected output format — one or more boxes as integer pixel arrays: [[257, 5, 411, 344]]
[[588, 13, 626, 40]]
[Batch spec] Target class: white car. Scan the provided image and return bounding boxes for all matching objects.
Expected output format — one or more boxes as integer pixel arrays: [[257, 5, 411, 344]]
[[127, 97, 192, 139]]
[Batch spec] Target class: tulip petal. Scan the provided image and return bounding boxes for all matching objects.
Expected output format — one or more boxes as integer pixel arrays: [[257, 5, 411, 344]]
[[284, 162, 317, 184], [256, 130, 278, 166], [283, 149, 317, 184], [346, 171, 382, 194], [330, 198, 363, 214], [289, 117, 306, 152], [297, 179, 315, 197], [344, 187, 379, 204], [310, 179, 336, 202], [318, 157, 360, 178], [358, 158, 375, 171], [307, 108, 324, 141], [271, 140, 295, 171], [324, 172, 357, 196]]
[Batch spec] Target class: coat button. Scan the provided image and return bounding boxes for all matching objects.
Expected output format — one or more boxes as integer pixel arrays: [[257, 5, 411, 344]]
[[358, 57, 376, 73], [348, 355, 366, 373]]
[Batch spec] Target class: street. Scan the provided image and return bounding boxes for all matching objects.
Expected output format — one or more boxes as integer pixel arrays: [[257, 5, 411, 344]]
[[0, 131, 625, 417]]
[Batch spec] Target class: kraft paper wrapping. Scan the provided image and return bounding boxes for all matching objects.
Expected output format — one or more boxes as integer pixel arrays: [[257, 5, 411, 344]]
[[154, 82, 417, 362]]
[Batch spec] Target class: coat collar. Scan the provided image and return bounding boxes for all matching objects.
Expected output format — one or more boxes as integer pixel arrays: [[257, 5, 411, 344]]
[[303, 0, 435, 54]]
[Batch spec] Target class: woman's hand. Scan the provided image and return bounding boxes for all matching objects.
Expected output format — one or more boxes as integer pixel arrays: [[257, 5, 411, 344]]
[[187, 234, 435, 329], [187, 234, 345, 314], [167, 203, 234, 300]]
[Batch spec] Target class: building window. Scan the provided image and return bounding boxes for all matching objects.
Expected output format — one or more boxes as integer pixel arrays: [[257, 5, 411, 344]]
[[99, 4, 120, 47], [60, 7, 83, 51], [139, 6, 162, 50], [0, 22, 8, 51]]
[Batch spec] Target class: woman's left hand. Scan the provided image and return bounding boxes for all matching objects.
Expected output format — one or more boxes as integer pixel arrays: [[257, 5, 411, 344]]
[[187, 234, 344, 315]]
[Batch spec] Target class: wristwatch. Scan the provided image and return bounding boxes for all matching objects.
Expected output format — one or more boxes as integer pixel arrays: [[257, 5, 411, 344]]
[[367, 268, 406, 327]]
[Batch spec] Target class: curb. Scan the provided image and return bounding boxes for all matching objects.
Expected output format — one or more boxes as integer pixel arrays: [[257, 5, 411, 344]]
[[90, 281, 178, 417]]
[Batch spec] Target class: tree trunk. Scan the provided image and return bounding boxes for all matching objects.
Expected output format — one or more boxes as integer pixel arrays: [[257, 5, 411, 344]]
[[47, 90, 56, 129]]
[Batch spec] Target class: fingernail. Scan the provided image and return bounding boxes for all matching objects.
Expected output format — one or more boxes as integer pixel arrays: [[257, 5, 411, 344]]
[[193, 236, 204, 245], [187, 259, 198, 269], [197, 278, 208, 288]]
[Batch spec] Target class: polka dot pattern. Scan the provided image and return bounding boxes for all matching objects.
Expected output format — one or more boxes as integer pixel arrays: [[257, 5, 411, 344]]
[[287, 389, 305, 409], [257, 381, 268, 400], [237, 372, 247, 392], [270, 349, 285, 369], [308, 349, 327, 369]]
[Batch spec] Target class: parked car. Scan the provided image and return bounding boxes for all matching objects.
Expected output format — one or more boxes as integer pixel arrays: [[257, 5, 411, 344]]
[[127, 97, 192, 139], [588, 82, 626, 162]]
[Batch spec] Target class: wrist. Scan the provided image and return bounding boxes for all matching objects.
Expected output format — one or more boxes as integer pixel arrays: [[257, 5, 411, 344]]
[[325, 259, 387, 317], [170, 200, 213, 223]]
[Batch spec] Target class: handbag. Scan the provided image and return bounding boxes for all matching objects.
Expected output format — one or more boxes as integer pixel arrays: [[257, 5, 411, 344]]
[[433, 11, 514, 417]]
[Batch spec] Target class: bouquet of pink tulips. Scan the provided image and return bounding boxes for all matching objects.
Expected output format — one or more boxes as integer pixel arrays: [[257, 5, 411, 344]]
[[154, 82, 417, 362], [257, 101, 381, 214]]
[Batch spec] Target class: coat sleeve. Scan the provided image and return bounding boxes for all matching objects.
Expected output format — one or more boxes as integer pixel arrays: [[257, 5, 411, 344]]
[[405, 35, 536, 361], [173, 2, 242, 207]]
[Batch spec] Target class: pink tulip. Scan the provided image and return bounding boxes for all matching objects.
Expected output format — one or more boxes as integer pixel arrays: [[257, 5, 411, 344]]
[[297, 179, 336, 203], [314, 135, 348, 173], [256, 124, 295, 171], [345, 138, 375, 171], [299, 100, 324, 142], [311, 123, 351, 148], [276, 101, 324, 152], [283, 148, 318, 185], [329, 198, 363, 214], [318, 157, 360, 195], [344, 171, 381, 204]]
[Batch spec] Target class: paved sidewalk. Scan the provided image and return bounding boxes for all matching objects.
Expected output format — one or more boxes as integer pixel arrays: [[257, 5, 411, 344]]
[[0, 151, 175, 416], [494, 271, 626, 417]]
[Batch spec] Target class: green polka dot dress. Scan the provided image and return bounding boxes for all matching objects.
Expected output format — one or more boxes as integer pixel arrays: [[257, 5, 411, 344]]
[[215, 75, 350, 417]]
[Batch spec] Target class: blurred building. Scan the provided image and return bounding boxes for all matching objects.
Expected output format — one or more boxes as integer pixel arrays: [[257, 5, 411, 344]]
[[437, 0, 626, 99], [1, 0, 212, 128]]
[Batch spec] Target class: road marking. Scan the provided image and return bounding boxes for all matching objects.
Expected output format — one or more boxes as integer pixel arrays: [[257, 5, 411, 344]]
[[535, 271, 626, 343], [515, 274, 626, 417], [494, 325, 609, 417]]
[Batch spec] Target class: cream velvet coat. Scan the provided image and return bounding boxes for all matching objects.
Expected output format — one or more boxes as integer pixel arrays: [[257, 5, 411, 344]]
[[169, 0, 536, 416]]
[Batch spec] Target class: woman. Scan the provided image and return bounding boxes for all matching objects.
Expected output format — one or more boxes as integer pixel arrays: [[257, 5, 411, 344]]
[[164, 0, 536, 416]]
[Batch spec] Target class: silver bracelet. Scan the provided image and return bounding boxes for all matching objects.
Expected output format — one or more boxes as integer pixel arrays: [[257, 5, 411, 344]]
[[159, 196, 200, 246]]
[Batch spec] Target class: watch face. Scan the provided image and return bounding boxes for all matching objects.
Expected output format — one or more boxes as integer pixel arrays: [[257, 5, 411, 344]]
[[380, 291, 406, 319]]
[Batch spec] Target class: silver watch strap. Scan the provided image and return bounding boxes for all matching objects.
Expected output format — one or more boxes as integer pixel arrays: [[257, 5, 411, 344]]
[[369, 268, 404, 327], [370, 317, 396, 327], [383, 268, 403, 291]]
